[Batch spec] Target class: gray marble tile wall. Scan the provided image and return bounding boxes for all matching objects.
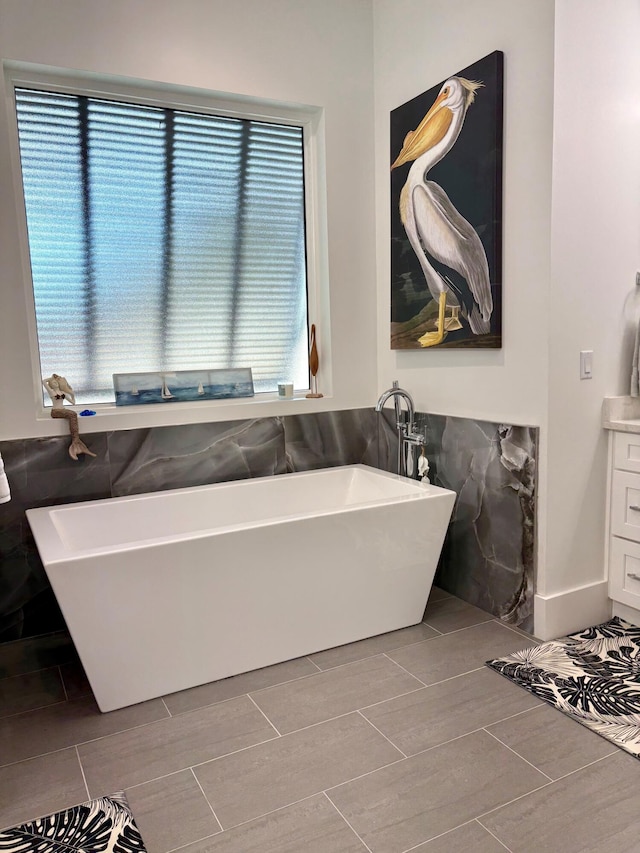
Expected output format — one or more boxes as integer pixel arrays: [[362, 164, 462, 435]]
[[0, 407, 537, 672], [378, 412, 537, 633]]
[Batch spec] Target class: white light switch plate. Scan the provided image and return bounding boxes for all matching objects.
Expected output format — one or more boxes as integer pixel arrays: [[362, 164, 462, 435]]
[[580, 350, 593, 380]]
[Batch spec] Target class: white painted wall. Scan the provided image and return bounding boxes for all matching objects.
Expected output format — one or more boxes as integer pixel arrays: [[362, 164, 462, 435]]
[[543, 0, 640, 603], [0, 0, 377, 439], [373, 0, 554, 427], [372, 0, 555, 633], [373, 0, 640, 637]]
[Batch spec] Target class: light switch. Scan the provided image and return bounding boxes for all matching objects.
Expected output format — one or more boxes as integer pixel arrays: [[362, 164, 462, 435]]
[[580, 350, 593, 380]]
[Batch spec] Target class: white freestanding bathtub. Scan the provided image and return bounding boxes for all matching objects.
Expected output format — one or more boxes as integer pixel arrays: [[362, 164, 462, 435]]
[[26, 464, 455, 712]]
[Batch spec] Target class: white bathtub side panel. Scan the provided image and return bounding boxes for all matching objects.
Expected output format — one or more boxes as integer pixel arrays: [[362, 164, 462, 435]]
[[44, 496, 454, 711]]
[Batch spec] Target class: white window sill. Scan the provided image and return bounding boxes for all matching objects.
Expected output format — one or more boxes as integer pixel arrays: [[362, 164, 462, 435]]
[[36, 390, 334, 434]]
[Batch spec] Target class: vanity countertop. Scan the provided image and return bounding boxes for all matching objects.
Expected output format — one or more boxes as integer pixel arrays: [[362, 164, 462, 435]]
[[603, 396, 640, 432]]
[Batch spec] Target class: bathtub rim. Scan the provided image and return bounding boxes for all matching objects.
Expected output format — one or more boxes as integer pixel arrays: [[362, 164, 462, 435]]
[[26, 464, 456, 564]]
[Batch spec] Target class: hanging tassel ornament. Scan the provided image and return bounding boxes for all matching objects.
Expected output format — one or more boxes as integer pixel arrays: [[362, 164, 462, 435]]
[[305, 323, 323, 398], [417, 446, 430, 483]]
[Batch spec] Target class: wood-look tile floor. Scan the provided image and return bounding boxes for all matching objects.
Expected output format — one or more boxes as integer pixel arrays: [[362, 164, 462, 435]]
[[1, 589, 639, 853]]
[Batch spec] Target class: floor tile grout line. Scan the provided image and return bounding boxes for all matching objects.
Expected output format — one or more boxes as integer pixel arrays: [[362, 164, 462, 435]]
[[420, 617, 530, 642], [246, 693, 282, 737], [497, 621, 539, 643], [311, 630, 446, 671], [166, 787, 376, 845], [305, 656, 323, 671], [380, 653, 429, 687], [422, 615, 494, 635], [190, 767, 223, 832], [0, 662, 67, 684], [0, 690, 271, 770], [0, 614, 514, 728], [0, 715, 171, 769], [126, 765, 198, 793], [377, 721, 533, 764], [58, 666, 69, 702], [60, 719, 411, 820], [0, 698, 69, 721], [162, 663, 330, 713], [245, 649, 430, 698], [0, 722, 282, 782], [550, 749, 619, 783], [0, 743, 87, 771], [324, 791, 375, 853], [7, 705, 573, 833], [398, 819, 479, 853], [0, 687, 545, 779], [98, 700, 550, 795], [482, 728, 555, 782], [475, 778, 555, 824], [2, 653, 536, 769], [477, 819, 516, 852], [473, 702, 544, 729], [128, 733, 625, 842], [321, 751, 410, 797], [74, 745, 90, 801], [356, 710, 407, 759], [199, 792, 337, 837], [166, 833, 221, 853], [379, 662, 490, 694]]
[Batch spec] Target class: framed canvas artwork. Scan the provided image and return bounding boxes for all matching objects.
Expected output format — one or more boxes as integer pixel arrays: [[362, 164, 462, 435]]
[[113, 368, 254, 405], [390, 50, 503, 349]]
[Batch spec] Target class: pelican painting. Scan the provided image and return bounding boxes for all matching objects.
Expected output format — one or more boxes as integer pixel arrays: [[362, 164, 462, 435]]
[[390, 51, 503, 349]]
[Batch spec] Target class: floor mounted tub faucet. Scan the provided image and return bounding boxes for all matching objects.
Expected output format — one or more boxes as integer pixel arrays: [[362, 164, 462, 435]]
[[375, 381, 425, 478]]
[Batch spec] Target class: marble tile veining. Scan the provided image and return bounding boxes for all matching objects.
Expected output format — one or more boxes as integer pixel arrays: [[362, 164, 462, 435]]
[[1, 405, 538, 653], [395, 413, 537, 631], [109, 417, 286, 496], [284, 409, 379, 472]]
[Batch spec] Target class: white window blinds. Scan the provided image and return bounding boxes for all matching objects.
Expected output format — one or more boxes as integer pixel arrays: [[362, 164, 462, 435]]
[[15, 88, 309, 404]]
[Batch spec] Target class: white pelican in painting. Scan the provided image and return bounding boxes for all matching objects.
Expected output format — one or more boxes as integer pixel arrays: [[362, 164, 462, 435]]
[[391, 76, 493, 346]]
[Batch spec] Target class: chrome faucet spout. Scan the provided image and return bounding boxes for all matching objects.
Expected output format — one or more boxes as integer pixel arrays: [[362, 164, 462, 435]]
[[375, 383, 415, 426], [375, 381, 423, 479]]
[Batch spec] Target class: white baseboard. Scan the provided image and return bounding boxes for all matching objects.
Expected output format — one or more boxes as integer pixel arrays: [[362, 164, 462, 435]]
[[534, 580, 611, 640], [612, 600, 640, 627]]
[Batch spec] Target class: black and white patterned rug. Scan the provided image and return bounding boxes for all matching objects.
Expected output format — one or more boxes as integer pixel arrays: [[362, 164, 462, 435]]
[[0, 792, 146, 851], [487, 616, 640, 759]]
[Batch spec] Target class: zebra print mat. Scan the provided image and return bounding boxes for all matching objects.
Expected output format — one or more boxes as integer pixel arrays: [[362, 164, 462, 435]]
[[487, 616, 640, 760], [0, 791, 146, 851]]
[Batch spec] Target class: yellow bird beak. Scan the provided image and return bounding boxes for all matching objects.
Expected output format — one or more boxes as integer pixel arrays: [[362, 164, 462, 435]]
[[391, 89, 453, 171]]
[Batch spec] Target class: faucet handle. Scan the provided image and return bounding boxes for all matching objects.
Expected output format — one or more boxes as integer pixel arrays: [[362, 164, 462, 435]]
[[403, 429, 425, 446]]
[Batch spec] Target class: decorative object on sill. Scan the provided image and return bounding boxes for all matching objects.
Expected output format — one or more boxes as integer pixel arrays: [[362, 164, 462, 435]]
[[390, 50, 503, 350], [0, 791, 146, 850], [113, 367, 254, 406], [0, 452, 10, 503], [305, 323, 323, 398], [487, 616, 640, 761], [278, 382, 294, 399], [42, 374, 97, 460]]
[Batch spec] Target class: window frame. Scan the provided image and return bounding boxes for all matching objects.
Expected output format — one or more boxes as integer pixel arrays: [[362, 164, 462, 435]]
[[4, 61, 330, 427]]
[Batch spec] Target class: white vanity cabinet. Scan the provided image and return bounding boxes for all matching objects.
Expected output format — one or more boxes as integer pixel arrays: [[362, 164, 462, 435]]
[[608, 431, 640, 610]]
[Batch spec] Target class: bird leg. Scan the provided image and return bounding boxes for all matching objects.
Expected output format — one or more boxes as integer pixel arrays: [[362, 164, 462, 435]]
[[418, 292, 447, 347], [444, 305, 463, 331]]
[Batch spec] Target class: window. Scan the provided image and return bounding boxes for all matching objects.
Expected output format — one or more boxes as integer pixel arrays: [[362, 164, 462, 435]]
[[12, 76, 316, 405]]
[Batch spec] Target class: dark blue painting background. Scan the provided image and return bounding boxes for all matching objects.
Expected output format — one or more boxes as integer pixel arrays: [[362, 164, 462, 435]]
[[390, 50, 503, 348]]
